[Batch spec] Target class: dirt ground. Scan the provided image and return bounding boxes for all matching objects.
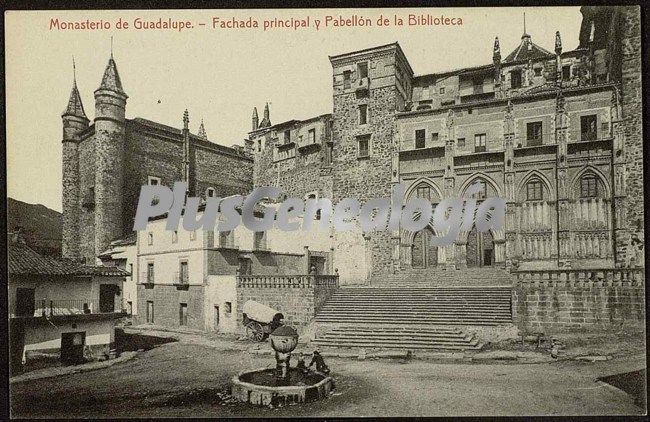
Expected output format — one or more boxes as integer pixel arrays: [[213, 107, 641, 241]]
[[10, 341, 646, 418]]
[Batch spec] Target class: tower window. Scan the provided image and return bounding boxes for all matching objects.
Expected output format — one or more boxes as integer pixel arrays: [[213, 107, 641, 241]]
[[147, 233, 153, 246], [439, 86, 445, 94], [526, 179, 544, 201], [206, 187, 216, 198], [562, 65, 571, 81], [527, 122, 543, 146], [172, 230, 178, 244], [284, 130, 291, 144], [357, 62, 368, 79], [474, 133, 487, 152], [257, 139, 262, 152], [343, 70, 351, 89], [581, 115, 597, 141], [511, 70, 522, 88], [148, 176, 161, 186], [457, 138, 466, 148], [308, 128, 316, 143], [415, 129, 426, 149], [580, 175, 598, 198], [431, 132, 439, 143], [359, 104, 368, 125], [357, 135, 370, 158]]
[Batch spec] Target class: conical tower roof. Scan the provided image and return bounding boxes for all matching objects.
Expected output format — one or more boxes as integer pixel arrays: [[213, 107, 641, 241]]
[[62, 60, 88, 119], [97, 55, 126, 95], [63, 79, 88, 119]]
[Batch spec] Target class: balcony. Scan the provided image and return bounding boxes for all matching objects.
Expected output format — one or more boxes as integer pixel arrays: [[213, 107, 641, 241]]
[[173, 272, 190, 290], [140, 272, 155, 288], [13, 299, 127, 319], [580, 131, 598, 142], [355, 77, 369, 93]]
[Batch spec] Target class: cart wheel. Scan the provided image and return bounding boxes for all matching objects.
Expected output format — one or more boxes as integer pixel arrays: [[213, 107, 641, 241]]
[[245, 321, 265, 342]]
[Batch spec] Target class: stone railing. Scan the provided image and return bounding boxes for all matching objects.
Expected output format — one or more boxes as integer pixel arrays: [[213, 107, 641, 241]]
[[236, 274, 339, 289], [511, 268, 644, 286]]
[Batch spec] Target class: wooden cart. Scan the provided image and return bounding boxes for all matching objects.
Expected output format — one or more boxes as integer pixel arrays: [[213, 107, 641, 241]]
[[242, 300, 284, 342]]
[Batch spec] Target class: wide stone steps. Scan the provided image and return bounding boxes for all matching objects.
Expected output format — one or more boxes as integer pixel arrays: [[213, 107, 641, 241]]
[[313, 326, 483, 351], [312, 286, 513, 351], [372, 268, 515, 287]]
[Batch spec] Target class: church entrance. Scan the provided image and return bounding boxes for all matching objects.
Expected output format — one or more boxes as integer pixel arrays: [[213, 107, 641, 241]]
[[466, 226, 494, 267], [411, 227, 439, 268]]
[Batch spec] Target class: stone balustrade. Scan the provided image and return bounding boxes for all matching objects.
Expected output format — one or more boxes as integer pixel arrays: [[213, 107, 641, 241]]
[[236, 274, 339, 289], [511, 267, 644, 286]]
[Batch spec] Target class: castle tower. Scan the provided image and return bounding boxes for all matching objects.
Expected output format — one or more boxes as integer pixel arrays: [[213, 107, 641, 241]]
[[61, 60, 89, 259], [93, 51, 128, 260], [251, 107, 259, 131], [329, 43, 414, 282]]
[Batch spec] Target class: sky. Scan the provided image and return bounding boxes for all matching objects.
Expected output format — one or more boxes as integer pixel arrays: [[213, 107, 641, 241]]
[[5, 7, 583, 212]]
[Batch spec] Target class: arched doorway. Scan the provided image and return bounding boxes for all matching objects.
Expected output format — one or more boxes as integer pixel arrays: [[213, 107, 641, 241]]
[[411, 227, 438, 268], [467, 226, 494, 267]]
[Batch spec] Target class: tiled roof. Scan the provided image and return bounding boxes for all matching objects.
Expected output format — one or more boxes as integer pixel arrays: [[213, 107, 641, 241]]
[[504, 35, 554, 63], [9, 242, 71, 275], [8, 241, 129, 277]]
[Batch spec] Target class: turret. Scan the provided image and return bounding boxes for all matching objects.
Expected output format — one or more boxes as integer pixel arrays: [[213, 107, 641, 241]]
[[252, 107, 259, 131], [61, 59, 89, 259], [93, 51, 128, 261]]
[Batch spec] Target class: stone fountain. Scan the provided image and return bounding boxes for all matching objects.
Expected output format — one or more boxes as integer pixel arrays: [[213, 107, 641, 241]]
[[231, 325, 334, 406]]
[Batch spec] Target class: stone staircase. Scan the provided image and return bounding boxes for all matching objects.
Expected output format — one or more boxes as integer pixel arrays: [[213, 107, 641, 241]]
[[313, 325, 483, 351], [312, 285, 513, 351], [371, 267, 515, 287]]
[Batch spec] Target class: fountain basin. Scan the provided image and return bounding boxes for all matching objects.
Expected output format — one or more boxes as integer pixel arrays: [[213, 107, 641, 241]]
[[231, 367, 334, 406]]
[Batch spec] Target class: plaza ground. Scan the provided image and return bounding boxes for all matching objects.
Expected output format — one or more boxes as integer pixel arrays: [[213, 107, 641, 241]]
[[10, 338, 646, 418]]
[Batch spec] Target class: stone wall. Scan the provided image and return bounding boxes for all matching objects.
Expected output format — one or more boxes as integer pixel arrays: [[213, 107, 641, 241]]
[[136, 284, 205, 330], [236, 275, 339, 333], [512, 269, 644, 332], [619, 6, 644, 264]]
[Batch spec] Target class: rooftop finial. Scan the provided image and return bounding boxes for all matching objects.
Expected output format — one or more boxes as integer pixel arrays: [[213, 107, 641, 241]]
[[183, 109, 189, 130], [110, 36, 114, 59], [198, 118, 207, 139], [72, 56, 77, 86], [555, 31, 562, 54], [523, 12, 526, 35]]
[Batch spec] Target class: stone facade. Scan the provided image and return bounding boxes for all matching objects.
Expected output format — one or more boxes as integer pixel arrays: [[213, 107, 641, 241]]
[[62, 57, 253, 263], [244, 6, 643, 284], [236, 276, 339, 333]]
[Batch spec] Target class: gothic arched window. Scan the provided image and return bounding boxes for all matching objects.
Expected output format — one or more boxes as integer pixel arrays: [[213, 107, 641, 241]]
[[526, 179, 544, 201], [580, 174, 598, 198]]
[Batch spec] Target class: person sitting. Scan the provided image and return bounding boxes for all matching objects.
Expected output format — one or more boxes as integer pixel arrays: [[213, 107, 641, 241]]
[[309, 350, 330, 375]]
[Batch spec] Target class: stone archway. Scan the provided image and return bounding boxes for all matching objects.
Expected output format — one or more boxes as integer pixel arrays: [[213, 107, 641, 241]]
[[466, 226, 495, 268], [411, 227, 439, 269]]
